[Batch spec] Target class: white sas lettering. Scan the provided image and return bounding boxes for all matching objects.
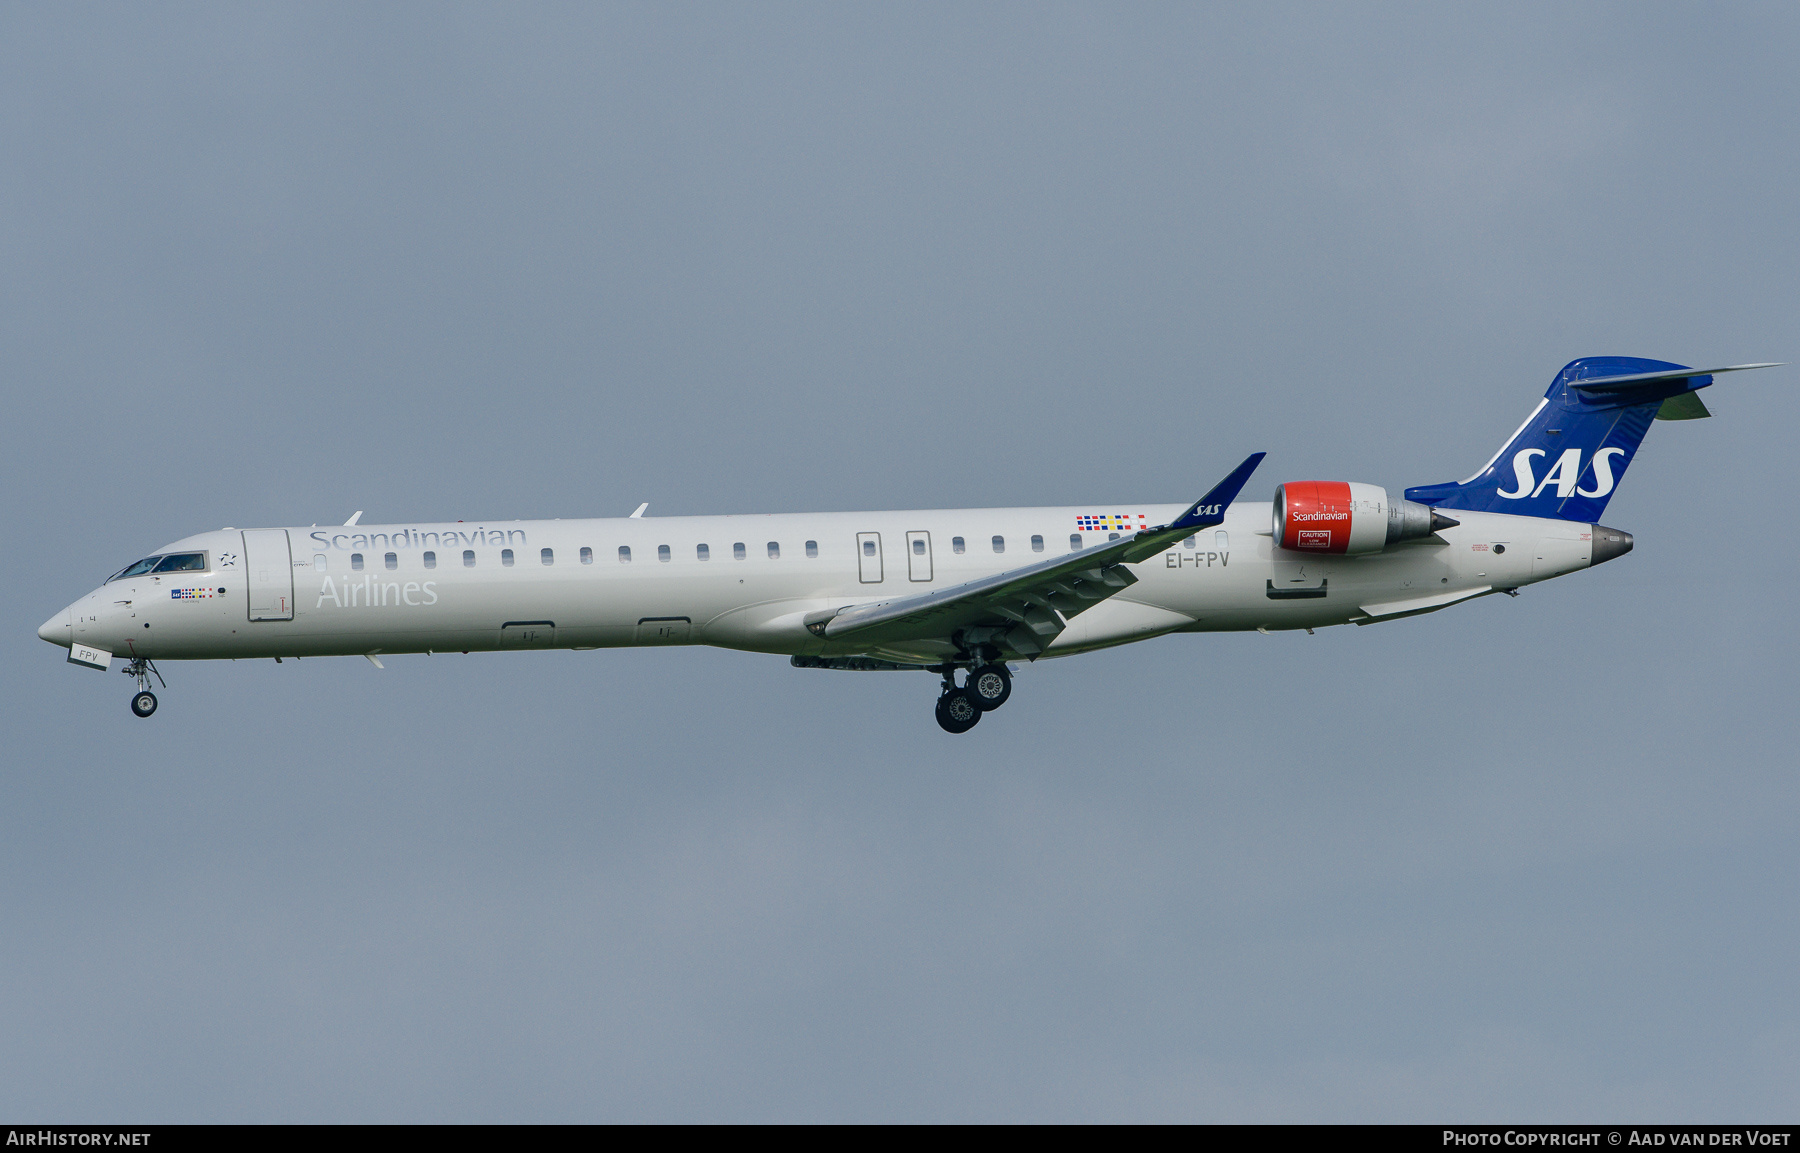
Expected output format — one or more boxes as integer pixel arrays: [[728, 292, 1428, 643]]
[[1496, 449, 1545, 499], [1576, 446, 1625, 498], [1530, 448, 1583, 499]]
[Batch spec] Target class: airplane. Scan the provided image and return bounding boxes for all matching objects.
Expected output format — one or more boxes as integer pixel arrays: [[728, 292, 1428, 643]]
[[37, 357, 1780, 733]]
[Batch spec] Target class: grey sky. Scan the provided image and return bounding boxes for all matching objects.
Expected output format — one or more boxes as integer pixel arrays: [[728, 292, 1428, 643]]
[[3, 2, 1797, 1121]]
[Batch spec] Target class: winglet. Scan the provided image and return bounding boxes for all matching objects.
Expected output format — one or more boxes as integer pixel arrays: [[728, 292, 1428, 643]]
[[629, 503, 649, 519], [1164, 452, 1266, 532], [344, 511, 363, 526]]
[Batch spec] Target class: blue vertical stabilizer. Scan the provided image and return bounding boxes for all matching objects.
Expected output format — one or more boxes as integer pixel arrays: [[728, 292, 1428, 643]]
[[1404, 357, 1730, 521]]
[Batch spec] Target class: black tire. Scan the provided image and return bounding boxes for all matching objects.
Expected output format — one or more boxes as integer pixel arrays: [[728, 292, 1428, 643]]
[[130, 691, 158, 718], [968, 664, 1011, 711], [934, 688, 981, 734]]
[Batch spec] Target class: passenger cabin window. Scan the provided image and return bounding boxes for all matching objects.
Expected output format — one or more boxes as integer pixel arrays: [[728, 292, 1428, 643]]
[[153, 553, 207, 573], [1031, 535, 1044, 553], [658, 545, 671, 562], [501, 549, 514, 567], [385, 552, 398, 570], [1216, 530, 1229, 551], [423, 551, 437, 569], [541, 548, 554, 566], [1108, 533, 1119, 541], [580, 547, 592, 564], [1184, 536, 1196, 549], [912, 538, 926, 555], [992, 536, 1005, 553], [697, 544, 710, 561], [618, 546, 632, 563], [351, 553, 365, 571], [1069, 534, 1081, 551], [733, 542, 746, 560], [315, 554, 328, 571], [767, 542, 779, 559], [952, 537, 965, 554], [463, 550, 476, 567], [806, 540, 818, 558]]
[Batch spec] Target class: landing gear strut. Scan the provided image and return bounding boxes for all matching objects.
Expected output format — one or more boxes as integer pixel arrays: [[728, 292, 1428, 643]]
[[123, 658, 165, 719]]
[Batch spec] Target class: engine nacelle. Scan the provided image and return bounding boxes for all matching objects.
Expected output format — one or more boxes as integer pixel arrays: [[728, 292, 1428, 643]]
[[1272, 481, 1453, 554]]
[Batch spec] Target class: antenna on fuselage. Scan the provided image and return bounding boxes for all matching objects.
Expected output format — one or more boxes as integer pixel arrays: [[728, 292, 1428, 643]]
[[629, 503, 648, 518], [344, 511, 363, 526]]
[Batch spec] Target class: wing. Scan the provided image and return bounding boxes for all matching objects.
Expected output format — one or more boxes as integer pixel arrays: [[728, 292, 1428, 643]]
[[805, 453, 1265, 658]]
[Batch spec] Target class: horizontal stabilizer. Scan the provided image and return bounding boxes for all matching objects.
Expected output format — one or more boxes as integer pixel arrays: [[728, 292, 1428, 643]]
[[1568, 362, 1780, 392]]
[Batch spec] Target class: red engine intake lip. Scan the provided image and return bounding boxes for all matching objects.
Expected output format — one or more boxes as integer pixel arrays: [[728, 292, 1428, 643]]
[[1277, 481, 1354, 553]]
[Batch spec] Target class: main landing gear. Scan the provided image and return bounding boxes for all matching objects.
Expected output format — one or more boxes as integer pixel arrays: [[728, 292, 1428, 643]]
[[933, 657, 1013, 734], [124, 658, 165, 719]]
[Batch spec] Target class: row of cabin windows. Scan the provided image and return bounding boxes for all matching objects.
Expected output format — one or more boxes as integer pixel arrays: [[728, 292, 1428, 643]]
[[315, 531, 1227, 572], [632, 540, 819, 563], [320, 541, 824, 570]]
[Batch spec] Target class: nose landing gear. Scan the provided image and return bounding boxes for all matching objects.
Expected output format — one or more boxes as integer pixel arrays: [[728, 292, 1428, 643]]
[[123, 658, 165, 719]]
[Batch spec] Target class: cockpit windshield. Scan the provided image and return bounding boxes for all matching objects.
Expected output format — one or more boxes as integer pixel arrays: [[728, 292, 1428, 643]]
[[107, 552, 207, 582], [109, 556, 163, 582], [152, 553, 207, 573]]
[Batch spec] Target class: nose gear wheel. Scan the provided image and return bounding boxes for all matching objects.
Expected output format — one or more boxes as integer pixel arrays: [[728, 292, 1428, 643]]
[[122, 658, 165, 718]]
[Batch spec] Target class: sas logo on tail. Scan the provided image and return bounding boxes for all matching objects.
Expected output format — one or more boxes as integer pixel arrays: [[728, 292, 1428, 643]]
[[1496, 447, 1626, 500]]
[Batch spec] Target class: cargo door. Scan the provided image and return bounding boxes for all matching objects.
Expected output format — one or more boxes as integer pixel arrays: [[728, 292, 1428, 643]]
[[242, 529, 295, 621], [905, 530, 932, 582], [856, 532, 883, 583]]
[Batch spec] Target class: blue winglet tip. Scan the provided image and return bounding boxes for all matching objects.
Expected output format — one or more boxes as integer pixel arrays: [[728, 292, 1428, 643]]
[[1169, 452, 1266, 530]]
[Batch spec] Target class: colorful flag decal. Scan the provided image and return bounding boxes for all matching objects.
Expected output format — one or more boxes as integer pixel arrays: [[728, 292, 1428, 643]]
[[1075, 514, 1148, 533]]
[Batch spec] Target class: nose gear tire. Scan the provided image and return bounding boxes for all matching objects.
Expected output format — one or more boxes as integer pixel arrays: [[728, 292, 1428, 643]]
[[130, 691, 158, 718], [935, 688, 981, 734]]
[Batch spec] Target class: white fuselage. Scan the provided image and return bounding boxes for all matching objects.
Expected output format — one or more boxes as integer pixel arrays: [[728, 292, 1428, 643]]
[[43, 503, 1597, 668]]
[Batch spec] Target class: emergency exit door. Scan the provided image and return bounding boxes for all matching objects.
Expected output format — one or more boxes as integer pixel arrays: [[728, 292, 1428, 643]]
[[905, 530, 932, 581], [856, 532, 883, 583], [242, 529, 295, 621]]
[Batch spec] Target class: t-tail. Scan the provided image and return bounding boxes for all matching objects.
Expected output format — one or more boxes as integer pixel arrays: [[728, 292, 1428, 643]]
[[1405, 357, 1781, 521]]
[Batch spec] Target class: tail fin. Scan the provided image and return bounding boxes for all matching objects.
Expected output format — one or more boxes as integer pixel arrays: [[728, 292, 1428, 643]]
[[1405, 358, 1778, 520]]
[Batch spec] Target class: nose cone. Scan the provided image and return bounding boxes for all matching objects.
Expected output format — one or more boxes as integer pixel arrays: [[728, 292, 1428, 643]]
[[39, 607, 71, 647], [1591, 525, 1634, 567]]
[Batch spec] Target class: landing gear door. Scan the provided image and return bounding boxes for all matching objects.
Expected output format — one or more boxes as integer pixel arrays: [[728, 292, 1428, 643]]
[[243, 530, 295, 621], [857, 532, 883, 584]]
